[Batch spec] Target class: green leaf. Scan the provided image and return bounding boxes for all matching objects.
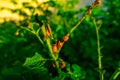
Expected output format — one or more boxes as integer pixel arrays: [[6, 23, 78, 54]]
[[71, 64, 86, 80], [23, 52, 46, 68], [52, 71, 68, 80]]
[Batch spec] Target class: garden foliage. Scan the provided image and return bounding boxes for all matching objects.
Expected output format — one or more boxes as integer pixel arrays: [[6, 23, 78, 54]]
[[0, 0, 120, 80]]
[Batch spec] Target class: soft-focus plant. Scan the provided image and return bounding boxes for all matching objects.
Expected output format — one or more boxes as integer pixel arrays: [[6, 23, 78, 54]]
[[19, 0, 104, 80], [0, 0, 120, 80]]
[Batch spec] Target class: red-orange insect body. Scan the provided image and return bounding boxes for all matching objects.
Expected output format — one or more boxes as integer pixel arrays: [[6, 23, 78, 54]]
[[62, 35, 69, 42], [52, 44, 58, 53], [96, 0, 101, 2], [95, 0, 101, 6], [46, 28, 51, 37], [60, 61, 66, 69], [57, 41, 63, 48]]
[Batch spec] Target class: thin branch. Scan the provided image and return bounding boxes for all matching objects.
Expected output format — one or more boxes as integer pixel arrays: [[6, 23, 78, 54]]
[[92, 17, 104, 80]]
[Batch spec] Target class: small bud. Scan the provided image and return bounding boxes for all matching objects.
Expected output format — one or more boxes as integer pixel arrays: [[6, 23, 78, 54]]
[[52, 44, 58, 53], [57, 41, 63, 48], [62, 35, 69, 42], [15, 30, 19, 36], [60, 61, 66, 69]]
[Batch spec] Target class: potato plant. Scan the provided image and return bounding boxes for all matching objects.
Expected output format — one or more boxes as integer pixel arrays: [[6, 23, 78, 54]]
[[0, 0, 120, 80], [21, 0, 105, 80]]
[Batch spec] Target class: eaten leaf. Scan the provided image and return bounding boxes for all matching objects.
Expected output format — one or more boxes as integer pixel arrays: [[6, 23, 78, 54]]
[[23, 52, 46, 68]]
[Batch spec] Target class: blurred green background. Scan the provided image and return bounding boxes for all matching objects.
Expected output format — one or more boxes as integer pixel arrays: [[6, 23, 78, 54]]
[[0, 0, 120, 80]]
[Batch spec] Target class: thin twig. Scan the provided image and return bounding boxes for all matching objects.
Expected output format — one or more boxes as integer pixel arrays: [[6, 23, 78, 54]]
[[20, 26, 45, 47], [57, 3, 97, 55], [35, 34, 45, 47], [92, 17, 104, 80], [67, 15, 87, 36]]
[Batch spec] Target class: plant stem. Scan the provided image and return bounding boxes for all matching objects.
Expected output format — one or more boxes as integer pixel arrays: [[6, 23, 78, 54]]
[[67, 15, 87, 36], [110, 68, 120, 80], [57, 13, 88, 54], [36, 34, 45, 47], [40, 24, 61, 73], [57, 3, 97, 57], [46, 38, 56, 60], [41, 25, 56, 60], [20, 26, 45, 47], [93, 18, 104, 80]]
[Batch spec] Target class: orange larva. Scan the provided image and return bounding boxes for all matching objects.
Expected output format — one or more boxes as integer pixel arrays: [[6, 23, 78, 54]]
[[46, 28, 51, 37], [60, 61, 66, 69], [62, 35, 69, 42], [57, 41, 63, 48], [96, 0, 101, 2], [95, 0, 101, 6], [52, 44, 58, 53]]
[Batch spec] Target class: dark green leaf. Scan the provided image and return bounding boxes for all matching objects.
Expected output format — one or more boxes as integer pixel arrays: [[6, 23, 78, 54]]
[[71, 64, 86, 79]]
